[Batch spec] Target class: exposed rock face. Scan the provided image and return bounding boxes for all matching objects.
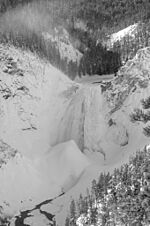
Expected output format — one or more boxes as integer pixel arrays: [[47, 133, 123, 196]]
[[105, 47, 150, 114], [119, 47, 150, 77]]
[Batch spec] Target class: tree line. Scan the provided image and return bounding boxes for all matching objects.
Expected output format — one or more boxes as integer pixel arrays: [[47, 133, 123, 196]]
[[66, 147, 150, 225], [0, 0, 150, 79]]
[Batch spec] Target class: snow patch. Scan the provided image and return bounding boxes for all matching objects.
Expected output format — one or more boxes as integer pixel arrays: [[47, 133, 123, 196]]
[[108, 23, 138, 47]]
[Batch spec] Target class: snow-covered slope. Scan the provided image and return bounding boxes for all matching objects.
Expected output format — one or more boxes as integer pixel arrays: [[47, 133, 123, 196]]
[[0, 43, 73, 157], [0, 43, 108, 163], [35, 140, 90, 192], [49, 47, 150, 225], [107, 23, 139, 48], [0, 139, 89, 224], [0, 44, 89, 224], [1, 43, 150, 225]]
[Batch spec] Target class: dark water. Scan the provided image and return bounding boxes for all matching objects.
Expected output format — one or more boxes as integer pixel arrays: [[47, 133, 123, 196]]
[[15, 210, 31, 226], [14, 193, 64, 226]]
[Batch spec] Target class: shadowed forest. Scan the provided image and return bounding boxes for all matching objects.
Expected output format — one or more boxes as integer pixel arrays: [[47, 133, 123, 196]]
[[1, 0, 150, 79]]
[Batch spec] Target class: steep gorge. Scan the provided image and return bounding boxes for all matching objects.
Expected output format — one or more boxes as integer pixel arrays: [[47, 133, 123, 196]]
[[1, 43, 150, 225]]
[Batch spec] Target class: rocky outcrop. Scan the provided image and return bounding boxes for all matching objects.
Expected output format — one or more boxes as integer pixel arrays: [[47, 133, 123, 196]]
[[105, 47, 150, 113]]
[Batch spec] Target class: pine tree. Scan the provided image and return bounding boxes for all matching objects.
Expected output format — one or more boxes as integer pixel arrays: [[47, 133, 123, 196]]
[[65, 216, 70, 226], [70, 199, 77, 226]]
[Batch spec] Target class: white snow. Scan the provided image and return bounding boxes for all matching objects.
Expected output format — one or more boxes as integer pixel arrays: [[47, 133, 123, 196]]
[[0, 43, 111, 224], [75, 74, 114, 84], [0, 140, 90, 220], [1, 43, 150, 225], [23, 209, 52, 226], [0, 44, 89, 221], [1, 3, 150, 226], [34, 140, 90, 192], [107, 23, 138, 47]]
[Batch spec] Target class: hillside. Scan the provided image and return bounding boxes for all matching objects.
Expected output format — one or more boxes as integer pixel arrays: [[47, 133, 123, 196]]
[[62, 47, 150, 225], [0, 43, 92, 225], [1, 1, 150, 226], [67, 146, 150, 226], [0, 41, 150, 225], [2, 0, 150, 78]]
